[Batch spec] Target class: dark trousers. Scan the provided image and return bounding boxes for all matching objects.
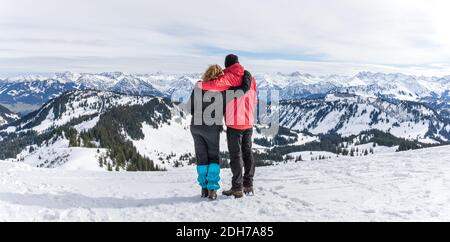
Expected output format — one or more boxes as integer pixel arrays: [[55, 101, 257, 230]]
[[191, 125, 222, 190], [227, 127, 255, 190], [190, 125, 221, 165]]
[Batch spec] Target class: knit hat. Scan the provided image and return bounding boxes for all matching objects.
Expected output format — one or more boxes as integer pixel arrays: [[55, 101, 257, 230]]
[[225, 54, 239, 68]]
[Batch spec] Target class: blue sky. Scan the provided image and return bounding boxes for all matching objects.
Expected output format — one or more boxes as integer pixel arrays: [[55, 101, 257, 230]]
[[1, 0, 450, 77]]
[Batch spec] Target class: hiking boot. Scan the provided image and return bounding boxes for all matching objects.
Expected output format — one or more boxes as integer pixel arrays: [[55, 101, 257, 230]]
[[208, 190, 218, 200], [222, 189, 244, 198], [244, 186, 254, 195], [201, 188, 209, 198]]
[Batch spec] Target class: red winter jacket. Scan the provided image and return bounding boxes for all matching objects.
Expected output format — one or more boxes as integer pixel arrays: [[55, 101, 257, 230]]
[[197, 63, 257, 130]]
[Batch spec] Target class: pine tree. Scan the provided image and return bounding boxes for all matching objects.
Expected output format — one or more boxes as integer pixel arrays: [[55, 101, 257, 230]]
[[342, 149, 349, 156]]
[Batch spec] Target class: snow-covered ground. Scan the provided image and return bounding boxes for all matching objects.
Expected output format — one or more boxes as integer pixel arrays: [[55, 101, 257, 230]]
[[1, 145, 450, 222]]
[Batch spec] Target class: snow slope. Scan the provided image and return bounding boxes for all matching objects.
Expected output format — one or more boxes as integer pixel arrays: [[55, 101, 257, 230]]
[[129, 120, 228, 167], [1, 145, 449, 221]]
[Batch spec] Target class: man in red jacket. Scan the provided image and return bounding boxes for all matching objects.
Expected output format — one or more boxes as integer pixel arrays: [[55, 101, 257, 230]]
[[197, 54, 257, 198]]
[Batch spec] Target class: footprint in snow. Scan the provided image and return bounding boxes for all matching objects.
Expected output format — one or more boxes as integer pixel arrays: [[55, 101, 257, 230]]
[[289, 197, 313, 207], [362, 209, 376, 214]]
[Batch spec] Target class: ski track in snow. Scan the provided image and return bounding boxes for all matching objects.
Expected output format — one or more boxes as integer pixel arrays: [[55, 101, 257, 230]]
[[1, 146, 450, 221]]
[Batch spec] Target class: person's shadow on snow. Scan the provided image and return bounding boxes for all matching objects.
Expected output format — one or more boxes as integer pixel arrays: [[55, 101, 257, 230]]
[[0, 192, 203, 209]]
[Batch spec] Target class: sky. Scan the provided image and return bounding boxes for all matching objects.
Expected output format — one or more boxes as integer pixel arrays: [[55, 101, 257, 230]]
[[1, 0, 450, 77]]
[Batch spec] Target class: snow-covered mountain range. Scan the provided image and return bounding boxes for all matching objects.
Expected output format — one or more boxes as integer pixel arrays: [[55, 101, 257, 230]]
[[258, 71, 449, 100], [278, 93, 450, 144], [1, 88, 447, 171], [1, 71, 449, 115], [0, 70, 449, 171], [0, 71, 199, 114]]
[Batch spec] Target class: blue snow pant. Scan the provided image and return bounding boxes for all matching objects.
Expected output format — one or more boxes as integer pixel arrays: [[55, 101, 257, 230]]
[[190, 125, 221, 191]]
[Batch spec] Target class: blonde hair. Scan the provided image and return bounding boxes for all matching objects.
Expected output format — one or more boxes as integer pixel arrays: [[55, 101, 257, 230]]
[[202, 64, 224, 82]]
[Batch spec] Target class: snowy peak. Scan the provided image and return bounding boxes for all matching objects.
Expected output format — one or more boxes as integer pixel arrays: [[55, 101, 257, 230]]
[[53, 71, 82, 83], [111, 76, 163, 97]]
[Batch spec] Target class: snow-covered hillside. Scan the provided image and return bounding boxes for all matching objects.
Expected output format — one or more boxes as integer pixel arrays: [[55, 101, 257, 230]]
[[0, 90, 194, 170], [1, 145, 449, 222], [278, 94, 450, 143], [0, 104, 18, 126]]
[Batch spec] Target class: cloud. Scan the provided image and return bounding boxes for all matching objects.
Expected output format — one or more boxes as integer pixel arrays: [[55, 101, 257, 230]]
[[1, 0, 450, 76]]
